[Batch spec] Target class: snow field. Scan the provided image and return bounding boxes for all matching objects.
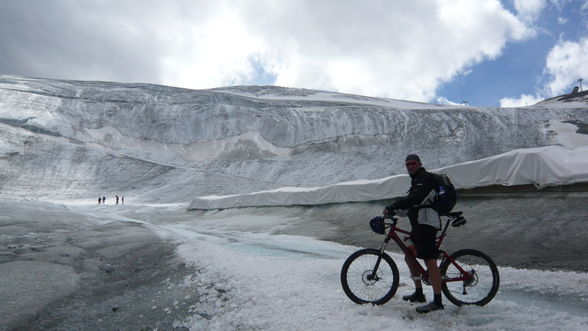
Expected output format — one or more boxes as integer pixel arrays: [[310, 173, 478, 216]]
[[163, 224, 588, 330]]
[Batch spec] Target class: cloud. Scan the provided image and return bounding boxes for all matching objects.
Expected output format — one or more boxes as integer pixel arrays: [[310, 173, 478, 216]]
[[436, 97, 465, 106], [499, 94, 543, 107], [544, 37, 588, 96], [0, 1, 168, 83], [0, 0, 534, 102], [236, 0, 535, 101], [513, 0, 547, 22], [496, 0, 588, 107], [498, 36, 588, 106]]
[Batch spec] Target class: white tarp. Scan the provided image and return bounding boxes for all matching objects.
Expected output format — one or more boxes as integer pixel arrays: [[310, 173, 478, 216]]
[[189, 146, 588, 209]]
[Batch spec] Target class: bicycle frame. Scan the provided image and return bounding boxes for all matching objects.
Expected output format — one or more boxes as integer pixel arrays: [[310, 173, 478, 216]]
[[373, 217, 472, 284]]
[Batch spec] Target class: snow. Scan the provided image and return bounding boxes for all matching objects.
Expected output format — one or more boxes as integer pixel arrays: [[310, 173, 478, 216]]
[[545, 120, 588, 147], [2, 199, 587, 329], [212, 86, 451, 109], [158, 214, 588, 330], [1, 75, 588, 329], [189, 145, 588, 209]]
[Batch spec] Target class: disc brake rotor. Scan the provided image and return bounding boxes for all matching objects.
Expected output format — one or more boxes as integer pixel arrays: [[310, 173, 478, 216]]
[[362, 270, 380, 285]]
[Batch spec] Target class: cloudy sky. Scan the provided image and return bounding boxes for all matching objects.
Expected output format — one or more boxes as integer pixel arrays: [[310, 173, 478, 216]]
[[0, 0, 587, 106]]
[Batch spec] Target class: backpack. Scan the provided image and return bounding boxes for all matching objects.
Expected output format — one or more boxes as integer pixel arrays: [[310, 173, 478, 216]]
[[429, 173, 457, 215]]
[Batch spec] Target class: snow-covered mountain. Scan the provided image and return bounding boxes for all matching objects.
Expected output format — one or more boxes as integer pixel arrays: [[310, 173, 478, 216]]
[[1, 75, 586, 202]]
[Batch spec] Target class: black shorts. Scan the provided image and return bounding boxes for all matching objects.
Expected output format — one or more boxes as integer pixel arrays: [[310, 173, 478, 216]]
[[410, 224, 439, 259]]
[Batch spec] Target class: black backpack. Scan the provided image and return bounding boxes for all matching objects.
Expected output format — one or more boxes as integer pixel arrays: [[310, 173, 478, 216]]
[[429, 173, 457, 215]]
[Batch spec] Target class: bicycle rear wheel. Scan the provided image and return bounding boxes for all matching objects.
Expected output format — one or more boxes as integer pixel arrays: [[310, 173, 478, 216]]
[[340, 248, 399, 305], [439, 249, 499, 306]]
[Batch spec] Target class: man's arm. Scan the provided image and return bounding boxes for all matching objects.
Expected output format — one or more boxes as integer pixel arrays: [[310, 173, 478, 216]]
[[386, 174, 435, 212]]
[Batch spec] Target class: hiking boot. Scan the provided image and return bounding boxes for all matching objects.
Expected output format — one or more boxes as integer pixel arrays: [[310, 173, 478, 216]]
[[416, 301, 444, 313], [402, 292, 426, 303]]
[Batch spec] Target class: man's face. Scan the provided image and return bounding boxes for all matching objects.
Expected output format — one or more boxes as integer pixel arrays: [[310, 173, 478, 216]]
[[405, 160, 422, 175]]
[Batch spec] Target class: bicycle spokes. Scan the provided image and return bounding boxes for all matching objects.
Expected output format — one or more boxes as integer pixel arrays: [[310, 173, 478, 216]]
[[441, 251, 499, 306], [341, 249, 399, 305]]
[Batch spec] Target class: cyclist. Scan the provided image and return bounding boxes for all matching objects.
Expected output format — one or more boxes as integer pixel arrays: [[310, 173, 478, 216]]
[[383, 154, 444, 313]]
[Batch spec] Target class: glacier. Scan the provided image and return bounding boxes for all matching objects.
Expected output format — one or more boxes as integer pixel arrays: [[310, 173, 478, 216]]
[[1, 75, 587, 203], [1, 75, 588, 330]]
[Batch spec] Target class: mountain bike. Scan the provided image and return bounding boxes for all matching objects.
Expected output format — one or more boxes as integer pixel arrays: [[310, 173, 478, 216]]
[[340, 211, 499, 306]]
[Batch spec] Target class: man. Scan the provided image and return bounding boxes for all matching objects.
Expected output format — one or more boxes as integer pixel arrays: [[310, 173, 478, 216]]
[[383, 154, 443, 313]]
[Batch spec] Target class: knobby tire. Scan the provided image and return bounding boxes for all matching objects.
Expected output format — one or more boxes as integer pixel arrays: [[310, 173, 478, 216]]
[[439, 249, 500, 306], [340, 248, 399, 305]]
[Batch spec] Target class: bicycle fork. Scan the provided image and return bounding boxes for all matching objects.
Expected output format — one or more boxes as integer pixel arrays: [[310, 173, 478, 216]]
[[368, 239, 391, 281]]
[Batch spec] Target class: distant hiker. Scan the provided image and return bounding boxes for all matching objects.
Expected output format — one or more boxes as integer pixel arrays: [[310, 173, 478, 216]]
[[116, 195, 119, 205], [103, 196, 106, 204], [98, 197, 101, 204], [121, 196, 125, 205]]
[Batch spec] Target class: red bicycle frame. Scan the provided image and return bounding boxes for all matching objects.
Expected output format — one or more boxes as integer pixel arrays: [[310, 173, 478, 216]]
[[378, 217, 473, 284]]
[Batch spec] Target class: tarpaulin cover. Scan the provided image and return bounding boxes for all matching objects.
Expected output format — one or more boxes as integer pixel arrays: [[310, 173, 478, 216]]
[[189, 146, 588, 209]]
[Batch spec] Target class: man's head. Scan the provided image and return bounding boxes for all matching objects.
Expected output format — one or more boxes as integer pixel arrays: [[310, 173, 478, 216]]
[[405, 154, 422, 175]]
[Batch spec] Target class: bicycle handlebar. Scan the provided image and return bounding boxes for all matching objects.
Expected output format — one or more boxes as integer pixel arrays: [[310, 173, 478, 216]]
[[382, 210, 465, 228], [382, 213, 398, 226]]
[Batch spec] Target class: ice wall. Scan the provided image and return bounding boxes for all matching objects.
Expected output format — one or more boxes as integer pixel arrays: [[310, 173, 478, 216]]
[[1, 75, 587, 201]]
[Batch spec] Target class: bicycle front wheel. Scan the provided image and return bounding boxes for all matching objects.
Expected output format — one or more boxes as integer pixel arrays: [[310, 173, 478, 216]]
[[440, 249, 500, 306], [340, 248, 399, 305]]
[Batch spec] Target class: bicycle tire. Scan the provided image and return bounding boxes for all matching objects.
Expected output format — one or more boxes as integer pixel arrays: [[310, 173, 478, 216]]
[[439, 249, 499, 306], [340, 248, 399, 305]]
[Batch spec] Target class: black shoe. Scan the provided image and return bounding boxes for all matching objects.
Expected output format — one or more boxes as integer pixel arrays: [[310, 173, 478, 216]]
[[402, 292, 426, 303], [416, 301, 444, 313]]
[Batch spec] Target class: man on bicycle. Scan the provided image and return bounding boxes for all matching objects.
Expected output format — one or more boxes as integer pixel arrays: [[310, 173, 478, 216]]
[[383, 154, 444, 313]]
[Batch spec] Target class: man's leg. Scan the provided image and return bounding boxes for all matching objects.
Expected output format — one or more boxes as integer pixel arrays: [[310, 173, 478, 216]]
[[414, 224, 444, 313], [402, 245, 426, 302], [415, 258, 444, 312], [425, 258, 442, 300], [405, 246, 421, 286]]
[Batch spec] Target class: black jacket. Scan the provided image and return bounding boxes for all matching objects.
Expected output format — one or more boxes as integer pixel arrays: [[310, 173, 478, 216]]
[[387, 167, 436, 227]]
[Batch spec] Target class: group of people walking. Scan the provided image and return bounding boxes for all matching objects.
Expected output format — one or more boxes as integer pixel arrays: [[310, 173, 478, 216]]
[[98, 195, 125, 205]]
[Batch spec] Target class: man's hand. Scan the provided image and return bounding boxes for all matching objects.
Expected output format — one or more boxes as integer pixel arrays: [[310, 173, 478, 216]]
[[383, 207, 392, 216]]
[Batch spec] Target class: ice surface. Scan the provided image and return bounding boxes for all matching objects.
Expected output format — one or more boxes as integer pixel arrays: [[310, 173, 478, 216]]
[[0, 261, 79, 327], [0, 200, 201, 330], [2, 195, 588, 330], [167, 215, 588, 330]]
